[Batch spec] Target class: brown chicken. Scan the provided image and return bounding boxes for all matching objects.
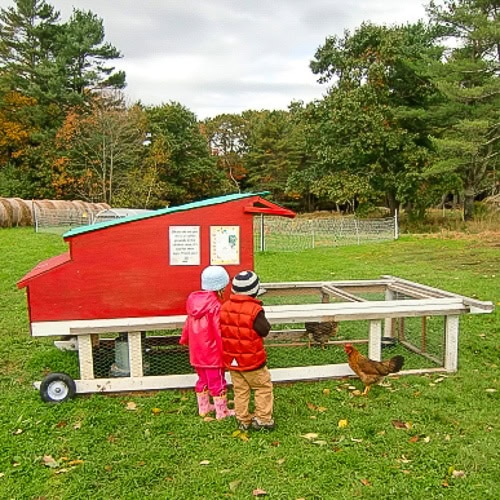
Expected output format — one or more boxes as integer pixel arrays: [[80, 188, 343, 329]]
[[344, 343, 404, 396], [305, 321, 338, 349]]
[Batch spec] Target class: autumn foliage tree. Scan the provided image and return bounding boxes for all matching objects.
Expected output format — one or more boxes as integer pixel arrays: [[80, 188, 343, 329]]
[[54, 93, 147, 203]]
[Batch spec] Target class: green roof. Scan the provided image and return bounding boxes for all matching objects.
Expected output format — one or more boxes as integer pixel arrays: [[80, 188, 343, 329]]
[[63, 192, 269, 238]]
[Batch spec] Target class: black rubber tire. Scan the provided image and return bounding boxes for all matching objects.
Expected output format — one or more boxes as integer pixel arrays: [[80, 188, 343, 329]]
[[40, 372, 77, 403]]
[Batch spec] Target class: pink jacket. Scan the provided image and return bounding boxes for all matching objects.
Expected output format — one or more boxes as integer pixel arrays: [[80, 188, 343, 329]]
[[180, 290, 224, 368]]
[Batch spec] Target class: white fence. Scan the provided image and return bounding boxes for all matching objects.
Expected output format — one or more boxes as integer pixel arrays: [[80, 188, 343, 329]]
[[254, 214, 398, 252]]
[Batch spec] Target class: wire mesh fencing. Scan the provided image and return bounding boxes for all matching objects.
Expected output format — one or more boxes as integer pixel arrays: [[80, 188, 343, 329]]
[[254, 215, 398, 252], [32, 200, 110, 234]]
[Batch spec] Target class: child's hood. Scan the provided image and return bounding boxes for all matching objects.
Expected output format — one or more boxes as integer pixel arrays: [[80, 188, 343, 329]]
[[186, 291, 220, 319]]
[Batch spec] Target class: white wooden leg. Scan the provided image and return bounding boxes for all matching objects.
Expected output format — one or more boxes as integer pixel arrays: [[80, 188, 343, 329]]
[[444, 315, 459, 372], [368, 320, 382, 361], [128, 331, 144, 377], [78, 334, 94, 380], [384, 289, 394, 338]]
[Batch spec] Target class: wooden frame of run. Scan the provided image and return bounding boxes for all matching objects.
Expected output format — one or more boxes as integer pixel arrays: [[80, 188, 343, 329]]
[[32, 276, 493, 398]]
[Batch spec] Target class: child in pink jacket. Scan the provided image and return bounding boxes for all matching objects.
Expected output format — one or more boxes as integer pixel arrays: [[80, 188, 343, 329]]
[[180, 265, 234, 420]]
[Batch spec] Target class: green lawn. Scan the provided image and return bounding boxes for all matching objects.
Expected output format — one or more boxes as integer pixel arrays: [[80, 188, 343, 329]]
[[1, 228, 498, 499]]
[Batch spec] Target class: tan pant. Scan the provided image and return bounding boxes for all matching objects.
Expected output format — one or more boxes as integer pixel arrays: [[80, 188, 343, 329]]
[[230, 366, 273, 425]]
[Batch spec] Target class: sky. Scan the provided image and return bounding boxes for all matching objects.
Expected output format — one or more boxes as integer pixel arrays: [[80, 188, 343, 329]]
[[0, 0, 428, 119]]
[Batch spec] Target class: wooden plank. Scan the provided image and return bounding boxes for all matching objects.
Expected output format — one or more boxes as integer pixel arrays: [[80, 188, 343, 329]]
[[444, 315, 459, 372], [388, 283, 439, 299], [30, 298, 468, 337], [383, 275, 494, 313], [128, 332, 143, 378], [368, 320, 382, 361], [321, 285, 367, 302], [77, 335, 94, 380]]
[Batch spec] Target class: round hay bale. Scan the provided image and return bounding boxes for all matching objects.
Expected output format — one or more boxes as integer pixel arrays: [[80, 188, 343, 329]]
[[15, 198, 32, 226], [0, 198, 13, 227], [5, 198, 32, 226]]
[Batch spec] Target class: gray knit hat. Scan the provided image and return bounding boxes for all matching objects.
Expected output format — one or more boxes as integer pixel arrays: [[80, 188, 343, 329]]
[[201, 266, 229, 291], [231, 270, 260, 297]]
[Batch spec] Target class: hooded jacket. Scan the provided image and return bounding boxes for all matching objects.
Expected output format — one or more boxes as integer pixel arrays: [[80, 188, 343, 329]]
[[180, 290, 224, 368]]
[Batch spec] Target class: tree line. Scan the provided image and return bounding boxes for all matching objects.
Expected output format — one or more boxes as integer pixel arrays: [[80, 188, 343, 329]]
[[0, 0, 498, 220]]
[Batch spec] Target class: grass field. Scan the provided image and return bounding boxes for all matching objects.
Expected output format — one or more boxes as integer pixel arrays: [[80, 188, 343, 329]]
[[0, 227, 498, 499]]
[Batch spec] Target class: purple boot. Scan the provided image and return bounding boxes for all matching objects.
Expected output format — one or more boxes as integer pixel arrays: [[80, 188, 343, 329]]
[[196, 390, 215, 417]]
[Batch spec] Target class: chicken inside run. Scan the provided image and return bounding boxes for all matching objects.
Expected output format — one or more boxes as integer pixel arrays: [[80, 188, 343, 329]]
[[35, 275, 493, 403]]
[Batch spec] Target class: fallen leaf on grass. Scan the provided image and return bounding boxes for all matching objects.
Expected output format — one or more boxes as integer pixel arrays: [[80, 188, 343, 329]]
[[452, 470, 465, 478], [54, 468, 68, 474], [312, 440, 327, 446], [322, 388, 331, 395], [409, 435, 420, 443], [12, 429, 23, 435], [300, 433, 319, 440], [391, 420, 411, 430], [360, 478, 372, 487], [67, 459, 84, 466], [73, 422, 82, 430], [125, 401, 137, 411], [338, 419, 348, 428], [252, 488, 267, 497], [231, 430, 250, 441], [485, 388, 496, 393], [104, 465, 112, 472], [350, 437, 363, 443], [203, 416, 215, 422], [42, 455, 58, 468], [276, 458, 286, 465], [423, 436, 431, 443], [229, 480, 241, 492], [351, 390, 362, 396], [151, 407, 162, 415], [199, 460, 210, 465]]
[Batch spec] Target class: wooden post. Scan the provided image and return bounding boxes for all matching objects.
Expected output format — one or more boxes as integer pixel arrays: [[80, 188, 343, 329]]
[[421, 316, 427, 353], [384, 288, 394, 338], [398, 317, 405, 341], [444, 315, 459, 372], [128, 331, 144, 377], [78, 334, 94, 380], [368, 319, 382, 361]]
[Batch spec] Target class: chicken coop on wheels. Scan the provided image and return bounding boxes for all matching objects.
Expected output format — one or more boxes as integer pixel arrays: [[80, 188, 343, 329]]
[[18, 193, 494, 402]]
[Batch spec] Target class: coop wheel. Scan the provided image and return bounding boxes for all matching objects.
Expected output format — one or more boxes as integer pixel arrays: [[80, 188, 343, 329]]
[[40, 373, 76, 403]]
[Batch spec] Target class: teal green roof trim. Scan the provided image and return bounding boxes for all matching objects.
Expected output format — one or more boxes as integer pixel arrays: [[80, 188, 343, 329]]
[[63, 191, 270, 238]]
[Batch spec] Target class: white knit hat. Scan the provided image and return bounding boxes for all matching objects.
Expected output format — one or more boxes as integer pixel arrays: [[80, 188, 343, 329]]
[[201, 266, 229, 291], [231, 270, 260, 296]]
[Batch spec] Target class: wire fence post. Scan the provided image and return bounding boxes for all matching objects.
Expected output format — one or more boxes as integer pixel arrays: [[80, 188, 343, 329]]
[[260, 214, 265, 252], [310, 220, 315, 248], [394, 209, 399, 240]]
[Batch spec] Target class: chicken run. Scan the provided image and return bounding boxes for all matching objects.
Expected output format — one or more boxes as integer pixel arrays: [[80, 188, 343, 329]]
[[23, 276, 493, 403], [16, 193, 494, 402]]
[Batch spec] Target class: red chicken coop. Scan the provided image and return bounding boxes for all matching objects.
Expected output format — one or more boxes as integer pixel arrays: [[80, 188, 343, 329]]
[[17, 192, 493, 403]]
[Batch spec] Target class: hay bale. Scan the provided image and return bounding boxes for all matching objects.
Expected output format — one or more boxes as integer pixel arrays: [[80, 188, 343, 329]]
[[5, 198, 32, 226], [0, 198, 13, 227]]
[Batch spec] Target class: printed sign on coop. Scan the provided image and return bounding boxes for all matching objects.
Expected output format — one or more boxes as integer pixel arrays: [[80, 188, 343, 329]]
[[169, 226, 200, 265]]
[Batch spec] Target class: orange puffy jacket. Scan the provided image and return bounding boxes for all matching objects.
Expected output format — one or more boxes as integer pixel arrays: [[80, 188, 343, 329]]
[[220, 294, 267, 371]]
